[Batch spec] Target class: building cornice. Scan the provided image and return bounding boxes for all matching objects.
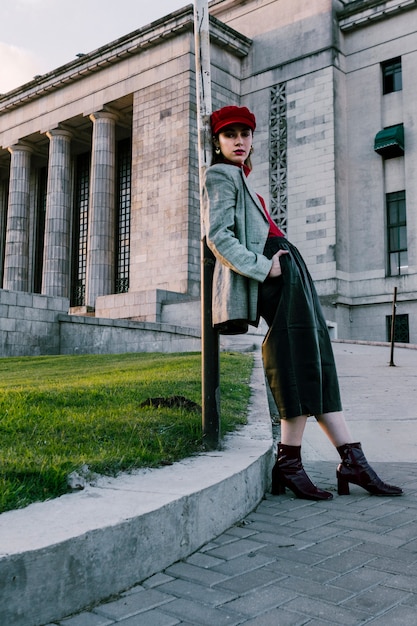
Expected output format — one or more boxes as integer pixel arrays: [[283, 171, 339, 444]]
[[0, 6, 251, 113], [209, 0, 250, 14], [338, 0, 417, 31]]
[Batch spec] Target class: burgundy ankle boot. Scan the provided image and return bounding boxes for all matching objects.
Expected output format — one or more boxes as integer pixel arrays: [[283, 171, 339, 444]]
[[336, 442, 403, 496], [271, 443, 333, 501]]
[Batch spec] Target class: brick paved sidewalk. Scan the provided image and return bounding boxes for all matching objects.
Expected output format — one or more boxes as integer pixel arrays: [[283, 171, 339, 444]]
[[47, 461, 417, 626]]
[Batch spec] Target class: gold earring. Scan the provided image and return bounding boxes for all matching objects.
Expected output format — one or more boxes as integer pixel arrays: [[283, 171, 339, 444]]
[[215, 147, 221, 155]]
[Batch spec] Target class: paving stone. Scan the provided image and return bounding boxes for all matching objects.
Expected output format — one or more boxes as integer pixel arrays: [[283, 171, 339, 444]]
[[365, 503, 409, 521], [366, 604, 417, 625], [205, 537, 268, 560], [94, 589, 174, 620], [211, 550, 276, 576], [246, 510, 296, 525], [344, 528, 408, 548], [265, 558, 336, 584], [398, 536, 417, 551], [332, 516, 402, 534], [222, 583, 298, 616], [307, 535, 364, 557], [157, 597, 243, 626], [257, 544, 327, 566], [401, 591, 417, 607], [282, 595, 369, 625], [273, 502, 334, 521], [277, 575, 353, 603], [247, 531, 310, 550], [185, 551, 226, 569], [122, 584, 148, 596], [112, 610, 180, 626], [289, 511, 337, 531], [209, 534, 270, 560], [367, 556, 417, 575], [164, 561, 229, 587], [246, 510, 286, 523], [403, 560, 417, 575], [317, 548, 376, 573], [214, 565, 284, 594], [340, 584, 412, 614], [242, 520, 292, 534], [290, 523, 347, 544], [209, 533, 240, 546], [331, 498, 385, 514], [157, 577, 237, 606], [383, 522, 417, 541], [60, 614, 113, 626], [237, 607, 309, 626], [327, 566, 392, 592], [142, 574, 175, 589], [357, 540, 417, 562], [303, 621, 344, 626], [381, 573, 417, 592], [261, 496, 320, 514], [224, 524, 259, 538], [199, 541, 220, 552]]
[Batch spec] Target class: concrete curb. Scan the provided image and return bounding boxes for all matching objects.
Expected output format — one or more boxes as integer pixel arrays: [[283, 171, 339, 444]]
[[0, 350, 274, 626]]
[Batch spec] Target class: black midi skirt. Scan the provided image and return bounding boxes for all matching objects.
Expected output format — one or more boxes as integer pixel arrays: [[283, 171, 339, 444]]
[[259, 237, 342, 419]]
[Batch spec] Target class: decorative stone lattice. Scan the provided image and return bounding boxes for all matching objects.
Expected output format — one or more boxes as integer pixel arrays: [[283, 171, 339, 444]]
[[269, 83, 287, 234]]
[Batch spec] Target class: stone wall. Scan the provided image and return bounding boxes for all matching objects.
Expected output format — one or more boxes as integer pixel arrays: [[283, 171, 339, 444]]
[[0, 289, 200, 357], [59, 314, 200, 356], [0, 289, 69, 357], [131, 52, 199, 297]]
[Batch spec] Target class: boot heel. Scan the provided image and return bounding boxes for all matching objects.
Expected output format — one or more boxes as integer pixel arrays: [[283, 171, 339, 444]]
[[271, 468, 286, 495], [337, 474, 350, 495]]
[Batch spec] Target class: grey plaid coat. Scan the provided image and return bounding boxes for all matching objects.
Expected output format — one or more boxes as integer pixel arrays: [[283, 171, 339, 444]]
[[202, 163, 273, 332]]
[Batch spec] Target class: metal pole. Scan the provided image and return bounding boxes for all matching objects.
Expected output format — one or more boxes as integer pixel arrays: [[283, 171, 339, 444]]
[[194, 0, 220, 449], [389, 286, 397, 366]]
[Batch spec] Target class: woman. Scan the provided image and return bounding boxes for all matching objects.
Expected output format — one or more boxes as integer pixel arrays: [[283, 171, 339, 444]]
[[203, 105, 402, 501]]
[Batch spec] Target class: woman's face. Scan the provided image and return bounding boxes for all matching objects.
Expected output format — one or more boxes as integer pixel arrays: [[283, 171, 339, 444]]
[[215, 124, 253, 165]]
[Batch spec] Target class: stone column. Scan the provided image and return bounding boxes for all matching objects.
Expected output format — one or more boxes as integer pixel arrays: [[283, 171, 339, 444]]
[[41, 129, 72, 297], [85, 111, 118, 309], [0, 176, 7, 286], [3, 142, 33, 291]]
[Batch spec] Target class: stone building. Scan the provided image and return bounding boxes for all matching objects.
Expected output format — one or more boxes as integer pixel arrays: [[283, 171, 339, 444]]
[[0, 0, 416, 356]]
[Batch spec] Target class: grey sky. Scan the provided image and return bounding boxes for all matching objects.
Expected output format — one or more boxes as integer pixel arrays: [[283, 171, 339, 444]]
[[0, 0, 188, 93]]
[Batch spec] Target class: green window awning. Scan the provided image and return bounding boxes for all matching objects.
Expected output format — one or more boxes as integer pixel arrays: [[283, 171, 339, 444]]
[[374, 124, 404, 158]]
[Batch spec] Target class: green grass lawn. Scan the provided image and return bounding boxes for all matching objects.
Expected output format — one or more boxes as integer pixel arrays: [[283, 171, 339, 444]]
[[0, 351, 253, 514]]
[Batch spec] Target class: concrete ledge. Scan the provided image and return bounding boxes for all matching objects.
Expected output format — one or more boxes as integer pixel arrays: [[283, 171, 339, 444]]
[[0, 350, 274, 626], [58, 313, 201, 355]]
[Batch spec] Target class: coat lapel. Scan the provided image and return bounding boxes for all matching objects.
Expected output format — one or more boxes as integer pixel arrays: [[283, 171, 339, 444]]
[[239, 167, 269, 224]]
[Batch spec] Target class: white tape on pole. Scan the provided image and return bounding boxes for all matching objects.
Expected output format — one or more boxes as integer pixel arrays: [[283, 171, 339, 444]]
[[194, 0, 213, 213]]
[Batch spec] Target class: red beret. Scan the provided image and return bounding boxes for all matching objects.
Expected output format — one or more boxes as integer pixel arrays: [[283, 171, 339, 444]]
[[210, 106, 256, 135]]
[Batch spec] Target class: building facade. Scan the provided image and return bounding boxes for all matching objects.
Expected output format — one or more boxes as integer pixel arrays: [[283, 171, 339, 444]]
[[1, 0, 416, 355]]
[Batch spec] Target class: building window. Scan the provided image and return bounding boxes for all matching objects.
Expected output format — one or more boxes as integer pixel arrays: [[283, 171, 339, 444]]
[[71, 153, 90, 306], [115, 138, 131, 294], [33, 167, 47, 293], [382, 57, 402, 94], [387, 191, 407, 276], [269, 83, 288, 235], [386, 313, 409, 343]]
